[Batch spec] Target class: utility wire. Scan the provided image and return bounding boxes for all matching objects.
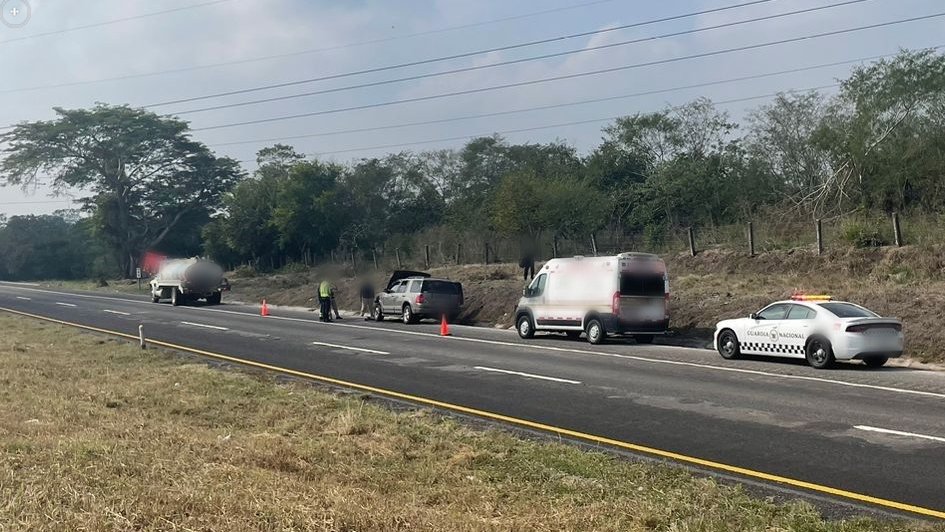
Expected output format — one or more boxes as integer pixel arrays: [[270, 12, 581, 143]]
[[208, 48, 918, 148], [0, 0, 235, 45], [173, 0, 864, 116], [0, 0, 620, 94], [304, 84, 841, 157], [146, 0, 784, 108], [192, 10, 945, 132]]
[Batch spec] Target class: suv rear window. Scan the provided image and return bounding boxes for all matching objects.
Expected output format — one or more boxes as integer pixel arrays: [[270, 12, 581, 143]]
[[423, 281, 460, 294], [620, 273, 665, 297], [818, 303, 878, 318]]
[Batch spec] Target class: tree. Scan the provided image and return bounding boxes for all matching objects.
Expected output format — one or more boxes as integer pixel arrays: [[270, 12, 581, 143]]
[[0, 214, 95, 280], [0, 104, 243, 276], [491, 170, 606, 240]]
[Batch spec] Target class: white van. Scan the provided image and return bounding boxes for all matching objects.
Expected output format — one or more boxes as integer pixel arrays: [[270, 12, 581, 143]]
[[514, 253, 669, 345]]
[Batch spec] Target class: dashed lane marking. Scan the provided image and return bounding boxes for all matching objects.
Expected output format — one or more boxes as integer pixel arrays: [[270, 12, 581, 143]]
[[854, 425, 945, 443], [312, 341, 389, 355], [475, 365, 581, 384], [180, 321, 229, 331]]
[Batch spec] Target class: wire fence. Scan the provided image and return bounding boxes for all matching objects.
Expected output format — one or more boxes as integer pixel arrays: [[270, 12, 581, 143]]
[[317, 212, 942, 273]]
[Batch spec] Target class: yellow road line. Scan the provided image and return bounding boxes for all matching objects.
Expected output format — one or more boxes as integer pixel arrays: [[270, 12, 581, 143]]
[[2, 305, 943, 520]]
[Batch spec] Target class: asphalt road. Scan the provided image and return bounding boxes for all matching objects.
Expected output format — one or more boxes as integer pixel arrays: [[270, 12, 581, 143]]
[[2, 282, 944, 520]]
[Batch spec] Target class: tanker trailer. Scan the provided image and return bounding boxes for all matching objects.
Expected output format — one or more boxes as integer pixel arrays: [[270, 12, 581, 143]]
[[150, 258, 228, 306]]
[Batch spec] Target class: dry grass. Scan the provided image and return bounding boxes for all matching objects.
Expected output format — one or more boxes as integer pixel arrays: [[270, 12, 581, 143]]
[[0, 315, 934, 531]]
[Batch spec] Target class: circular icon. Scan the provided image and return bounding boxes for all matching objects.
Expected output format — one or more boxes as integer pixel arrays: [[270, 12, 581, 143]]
[[1, 0, 31, 28], [769, 328, 780, 343]]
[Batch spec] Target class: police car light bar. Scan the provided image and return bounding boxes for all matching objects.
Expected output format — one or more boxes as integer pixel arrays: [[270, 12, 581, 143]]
[[790, 294, 832, 301]]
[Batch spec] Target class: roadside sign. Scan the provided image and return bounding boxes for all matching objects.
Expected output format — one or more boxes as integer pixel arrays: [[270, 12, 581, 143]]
[[136, 267, 142, 279]]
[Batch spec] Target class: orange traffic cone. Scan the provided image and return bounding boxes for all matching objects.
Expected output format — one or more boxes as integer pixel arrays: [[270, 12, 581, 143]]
[[440, 314, 451, 336], [261, 300, 269, 317]]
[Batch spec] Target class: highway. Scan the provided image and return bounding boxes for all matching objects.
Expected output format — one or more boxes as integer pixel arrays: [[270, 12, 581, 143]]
[[1, 282, 944, 520]]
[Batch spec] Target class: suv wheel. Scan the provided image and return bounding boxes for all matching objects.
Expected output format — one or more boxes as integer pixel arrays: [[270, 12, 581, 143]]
[[586, 318, 606, 345], [517, 314, 535, 339], [374, 302, 384, 321], [402, 304, 417, 324]]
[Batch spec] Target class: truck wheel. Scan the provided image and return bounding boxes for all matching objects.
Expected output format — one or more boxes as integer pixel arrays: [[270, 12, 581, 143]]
[[171, 288, 180, 307], [207, 293, 222, 305], [516, 314, 535, 339], [151, 294, 160, 303], [586, 318, 606, 345]]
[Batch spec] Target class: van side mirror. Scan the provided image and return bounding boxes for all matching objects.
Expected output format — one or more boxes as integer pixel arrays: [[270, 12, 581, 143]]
[[749, 312, 759, 320]]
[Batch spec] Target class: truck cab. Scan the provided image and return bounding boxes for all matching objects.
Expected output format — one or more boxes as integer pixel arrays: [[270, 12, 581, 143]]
[[515, 253, 669, 344]]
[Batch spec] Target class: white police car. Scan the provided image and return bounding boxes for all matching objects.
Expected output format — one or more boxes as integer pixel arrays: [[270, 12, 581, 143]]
[[714, 295, 903, 369]]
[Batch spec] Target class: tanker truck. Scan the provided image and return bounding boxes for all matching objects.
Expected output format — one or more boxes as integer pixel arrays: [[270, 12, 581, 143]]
[[149, 257, 229, 306]]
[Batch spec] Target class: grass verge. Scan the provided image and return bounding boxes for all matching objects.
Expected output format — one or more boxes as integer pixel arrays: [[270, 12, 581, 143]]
[[0, 314, 937, 530]]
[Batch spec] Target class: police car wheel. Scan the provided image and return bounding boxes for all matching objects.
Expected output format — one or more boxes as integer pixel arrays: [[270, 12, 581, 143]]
[[717, 330, 740, 359], [806, 337, 835, 369], [863, 356, 889, 368], [586, 319, 606, 345], [516, 314, 535, 339]]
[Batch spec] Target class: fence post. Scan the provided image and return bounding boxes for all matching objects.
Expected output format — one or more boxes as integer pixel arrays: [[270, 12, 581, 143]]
[[747, 221, 755, 257], [687, 227, 696, 257], [138, 324, 146, 350], [816, 219, 823, 255], [892, 212, 903, 247], [424, 245, 431, 269], [372, 248, 378, 270], [552, 236, 559, 258], [395, 249, 403, 268], [590, 233, 598, 256], [455, 242, 462, 264]]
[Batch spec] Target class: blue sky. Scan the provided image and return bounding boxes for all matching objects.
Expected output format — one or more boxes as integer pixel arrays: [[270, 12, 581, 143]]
[[2, 0, 944, 215]]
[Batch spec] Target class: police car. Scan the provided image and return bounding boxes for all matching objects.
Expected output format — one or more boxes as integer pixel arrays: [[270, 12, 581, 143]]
[[714, 295, 903, 369]]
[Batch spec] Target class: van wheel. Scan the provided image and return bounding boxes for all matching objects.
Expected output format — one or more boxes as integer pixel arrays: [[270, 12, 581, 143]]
[[806, 337, 835, 369], [635, 334, 654, 344], [374, 303, 384, 321], [516, 314, 535, 339], [586, 319, 606, 345]]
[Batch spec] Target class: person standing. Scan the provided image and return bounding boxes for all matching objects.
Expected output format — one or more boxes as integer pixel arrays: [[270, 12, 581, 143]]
[[359, 280, 375, 319], [330, 285, 343, 320], [519, 250, 535, 281], [318, 280, 332, 322]]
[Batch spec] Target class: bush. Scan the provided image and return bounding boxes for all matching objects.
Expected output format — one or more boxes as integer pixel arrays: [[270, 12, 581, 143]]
[[231, 264, 258, 278], [278, 262, 311, 274], [840, 221, 887, 248]]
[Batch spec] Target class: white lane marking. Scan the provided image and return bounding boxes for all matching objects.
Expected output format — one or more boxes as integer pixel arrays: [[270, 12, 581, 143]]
[[312, 341, 389, 355], [2, 284, 944, 401], [854, 425, 945, 443], [180, 321, 229, 331], [103, 309, 130, 316], [55, 302, 77, 307], [15, 296, 31, 300], [475, 366, 581, 384]]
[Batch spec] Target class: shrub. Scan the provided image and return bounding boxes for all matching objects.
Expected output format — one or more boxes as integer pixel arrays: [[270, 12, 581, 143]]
[[840, 221, 887, 248]]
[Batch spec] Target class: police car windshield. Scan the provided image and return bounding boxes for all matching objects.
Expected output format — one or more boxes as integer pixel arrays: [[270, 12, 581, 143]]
[[818, 302, 878, 318]]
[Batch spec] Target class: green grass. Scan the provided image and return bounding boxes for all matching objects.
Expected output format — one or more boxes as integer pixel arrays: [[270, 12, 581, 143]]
[[0, 314, 938, 530]]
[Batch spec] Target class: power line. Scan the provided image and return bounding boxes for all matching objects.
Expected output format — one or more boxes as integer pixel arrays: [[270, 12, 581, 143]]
[[193, 10, 945, 132], [173, 0, 863, 116], [207, 49, 914, 149], [147, 0, 784, 109], [0, 0, 620, 94], [0, 0, 235, 45], [302, 84, 841, 157], [0, 199, 74, 205]]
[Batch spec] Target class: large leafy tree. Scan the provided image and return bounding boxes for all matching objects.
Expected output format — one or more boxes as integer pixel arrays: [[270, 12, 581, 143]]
[[0, 104, 243, 276]]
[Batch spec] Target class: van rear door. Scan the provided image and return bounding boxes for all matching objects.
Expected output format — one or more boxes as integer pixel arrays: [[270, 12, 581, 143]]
[[617, 268, 668, 327]]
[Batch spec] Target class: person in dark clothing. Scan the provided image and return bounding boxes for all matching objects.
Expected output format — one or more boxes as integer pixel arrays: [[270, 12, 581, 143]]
[[519, 252, 535, 281], [359, 281, 375, 318]]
